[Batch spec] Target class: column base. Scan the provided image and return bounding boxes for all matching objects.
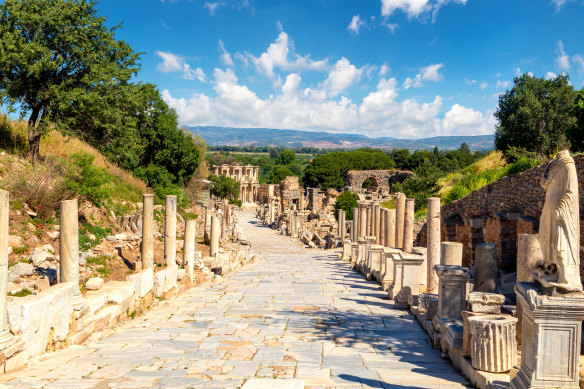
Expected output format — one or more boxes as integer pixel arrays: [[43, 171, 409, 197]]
[[73, 294, 85, 311]]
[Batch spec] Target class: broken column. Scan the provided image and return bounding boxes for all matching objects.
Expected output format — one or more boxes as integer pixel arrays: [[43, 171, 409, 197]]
[[516, 234, 543, 283], [366, 203, 372, 236], [413, 247, 427, 292], [141, 194, 154, 269], [388, 253, 403, 300], [402, 198, 415, 253], [60, 199, 84, 309], [0, 190, 13, 347], [164, 195, 177, 267], [468, 315, 517, 373], [474, 243, 499, 293], [379, 208, 386, 247], [338, 210, 346, 240], [204, 208, 212, 240], [342, 239, 351, 261], [385, 208, 396, 247], [440, 241, 463, 266], [359, 203, 367, 239], [367, 244, 383, 282], [395, 252, 425, 309], [183, 220, 195, 279], [352, 207, 359, 241], [210, 215, 220, 257], [374, 204, 381, 244], [427, 197, 441, 294], [435, 265, 469, 320], [395, 193, 406, 249]]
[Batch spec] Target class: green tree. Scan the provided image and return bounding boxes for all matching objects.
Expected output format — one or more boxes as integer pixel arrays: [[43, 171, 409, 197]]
[[276, 149, 296, 165], [0, 0, 140, 163], [494, 74, 576, 155], [270, 166, 295, 183], [334, 191, 358, 220], [209, 174, 240, 201], [568, 89, 584, 152]]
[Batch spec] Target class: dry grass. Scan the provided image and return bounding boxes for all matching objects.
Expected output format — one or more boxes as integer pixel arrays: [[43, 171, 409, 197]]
[[437, 151, 504, 195]]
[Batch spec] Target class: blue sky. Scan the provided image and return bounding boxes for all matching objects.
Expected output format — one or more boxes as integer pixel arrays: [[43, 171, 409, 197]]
[[97, 0, 584, 139]]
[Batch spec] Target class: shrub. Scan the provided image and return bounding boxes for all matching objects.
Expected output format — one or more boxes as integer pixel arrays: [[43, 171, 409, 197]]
[[209, 174, 240, 201], [66, 153, 112, 207], [334, 191, 358, 220], [505, 157, 540, 175]]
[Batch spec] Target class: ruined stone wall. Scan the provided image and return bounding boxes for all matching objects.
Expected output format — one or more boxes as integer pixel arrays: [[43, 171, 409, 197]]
[[414, 154, 584, 271], [346, 170, 412, 191]]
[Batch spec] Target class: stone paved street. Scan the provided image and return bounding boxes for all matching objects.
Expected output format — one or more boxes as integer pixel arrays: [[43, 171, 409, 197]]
[[0, 211, 471, 389]]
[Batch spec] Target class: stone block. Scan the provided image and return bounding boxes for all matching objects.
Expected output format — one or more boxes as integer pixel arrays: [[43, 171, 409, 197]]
[[126, 267, 153, 299], [436, 265, 469, 321], [468, 292, 505, 314], [85, 277, 104, 290], [6, 282, 75, 359]]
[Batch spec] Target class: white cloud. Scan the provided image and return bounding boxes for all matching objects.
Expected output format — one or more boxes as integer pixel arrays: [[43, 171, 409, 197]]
[[162, 69, 493, 139], [442, 104, 493, 136], [551, 0, 574, 11], [246, 31, 328, 78], [573, 54, 584, 73], [496, 80, 510, 89], [556, 40, 570, 71], [545, 71, 558, 80], [403, 63, 444, 89], [347, 15, 366, 34], [379, 64, 390, 76], [464, 78, 477, 85], [381, 0, 467, 21], [323, 58, 363, 96], [218, 40, 234, 67], [204, 2, 224, 15], [480, 82, 489, 90], [155, 51, 205, 81]]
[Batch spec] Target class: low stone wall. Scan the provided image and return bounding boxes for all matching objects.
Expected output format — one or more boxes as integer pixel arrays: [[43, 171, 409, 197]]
[[414, 154, 584, 271], [2, 243, 253, 373]]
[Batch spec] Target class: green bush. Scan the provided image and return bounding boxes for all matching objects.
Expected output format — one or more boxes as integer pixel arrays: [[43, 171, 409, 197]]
[[270, 166, 295, 183], [334, 191, 358, 220], [209, 174, 240, 201], [80, 222, 112, 251], [505, 157, 540, 175], [66, 153, 111, 207]]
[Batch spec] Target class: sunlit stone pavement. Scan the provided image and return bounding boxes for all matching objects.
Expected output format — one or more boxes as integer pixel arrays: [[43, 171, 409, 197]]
[[0, 211, 471, 389]]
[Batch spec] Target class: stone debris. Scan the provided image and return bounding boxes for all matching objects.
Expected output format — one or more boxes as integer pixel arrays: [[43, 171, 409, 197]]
[[85, 277, 104, 290]]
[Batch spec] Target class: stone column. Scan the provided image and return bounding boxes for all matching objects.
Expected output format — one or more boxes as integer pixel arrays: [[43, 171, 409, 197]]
[[210, 215, 220, 257], [0, 190, 13, 346], [366, 204, 372, 236], [402, 198, 415, 253], [205, 209, 212, 237], [183, 220, 195, 278], [352, 207, 359, 241], [468, 315, 517, 373], [374, 204, 381, 244], [350, 241, 359, 268], [379, 208, 386, 247], [385, 208, 396, 248], [512, 283, 584, 389], [60, 199, 83, 308], [427, 197, 441, 294], [435, 265, 469, 320], [359, 204, 367, 239], [357, 237, 366, 270], [395, 252, 425, 309], [474, 243, 499, 293], [342, 239, 351, 261], [440, 241, 463, 266], [388, 253, 403, 300], [221, 201, 227, 240], [164, 195, 177, 267], [338, 210, 346, 240], [363, 236, 376, 276], [141, 194, 154, 269], [395, 193, 406, 249]]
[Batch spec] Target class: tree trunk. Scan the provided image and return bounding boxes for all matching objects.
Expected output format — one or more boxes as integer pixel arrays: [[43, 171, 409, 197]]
[[27, 106, 42, 165]]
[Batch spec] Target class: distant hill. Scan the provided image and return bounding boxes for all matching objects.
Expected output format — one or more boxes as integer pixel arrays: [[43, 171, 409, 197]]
[[188, 126, 494, 151]]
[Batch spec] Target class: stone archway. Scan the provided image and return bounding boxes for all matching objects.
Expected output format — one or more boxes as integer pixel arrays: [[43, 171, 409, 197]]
[[346, 170, 413, 191]]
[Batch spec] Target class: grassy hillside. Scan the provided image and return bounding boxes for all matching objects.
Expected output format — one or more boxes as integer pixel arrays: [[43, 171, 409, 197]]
[[438, 151, 505, 195]]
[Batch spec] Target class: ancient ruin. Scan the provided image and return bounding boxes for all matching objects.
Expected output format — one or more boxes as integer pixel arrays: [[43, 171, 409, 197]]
[[212, 163, 260, 205]]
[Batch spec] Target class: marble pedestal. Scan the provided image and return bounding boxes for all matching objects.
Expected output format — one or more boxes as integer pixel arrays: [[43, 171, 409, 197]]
[[362, 236, 376, 276], [356, 238, 366, 271], [350, 242, 359, 268], [367, 245, 383, 282], [381, 248, 401, 291], [436, 265, 470, 320], [395, 253, 425, 309], [511, 282, 584, 389], [388, 253, 403, 300], [342, 239, 351, 261]]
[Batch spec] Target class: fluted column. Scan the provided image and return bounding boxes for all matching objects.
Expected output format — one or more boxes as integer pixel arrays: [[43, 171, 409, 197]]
[[427, 197, 440, 293], [141, 194, 154, 269], [468, 316, 517, 373]]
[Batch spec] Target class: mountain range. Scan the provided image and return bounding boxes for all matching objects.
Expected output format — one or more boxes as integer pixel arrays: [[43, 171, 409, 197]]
[[188, 126, 495, 151]]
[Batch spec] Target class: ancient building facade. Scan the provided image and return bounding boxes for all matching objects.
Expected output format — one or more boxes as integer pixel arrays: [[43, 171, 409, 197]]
[[345, 170, 413, 191], [212, 164, 260, 204]]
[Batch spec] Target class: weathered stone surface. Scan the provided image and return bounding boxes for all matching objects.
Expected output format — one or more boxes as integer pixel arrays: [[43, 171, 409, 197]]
[[126, 267, 153, 298], [468, 315, 517, 373], [85, 277, 104, 290], [395, 252, 424, 309], [516, 233, 542, 283], [395, 193, 406, 249], [9, 263, 34, 277], [164, 195, 177, 267], [474, 243, 499, 293], [440, 242, 463, 266], [30, 250, 54, 267], [436, 265, 469, 321], [467, 292, 505, 314], [142, 194, 154, 269], [402, 199, 415, 253], [427, 197, 441, 294]]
